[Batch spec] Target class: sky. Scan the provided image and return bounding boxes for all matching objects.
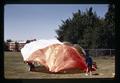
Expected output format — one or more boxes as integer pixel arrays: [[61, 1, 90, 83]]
[[4, 4, 108, 41]]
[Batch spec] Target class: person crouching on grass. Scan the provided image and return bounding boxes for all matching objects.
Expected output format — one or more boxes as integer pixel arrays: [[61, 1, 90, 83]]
[[85, 50, 93, 76]]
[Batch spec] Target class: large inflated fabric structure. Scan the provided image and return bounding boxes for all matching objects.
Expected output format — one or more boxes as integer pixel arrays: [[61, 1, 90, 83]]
[[21, 39, 87, 73]]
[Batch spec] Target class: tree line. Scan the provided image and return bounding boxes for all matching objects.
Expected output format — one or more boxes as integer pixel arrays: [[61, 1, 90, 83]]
[[55, 4, 115, 49]]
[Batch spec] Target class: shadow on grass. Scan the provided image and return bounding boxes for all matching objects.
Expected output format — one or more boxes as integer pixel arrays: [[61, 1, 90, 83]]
[[30, 66, 84, 74]]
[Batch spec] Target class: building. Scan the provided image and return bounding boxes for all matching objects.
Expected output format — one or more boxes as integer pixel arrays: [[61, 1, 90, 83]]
[[7, 42, 16, 51], [18, 41, 26, 51], [6, 39, 36, 52], [6, 41, 26, 52]]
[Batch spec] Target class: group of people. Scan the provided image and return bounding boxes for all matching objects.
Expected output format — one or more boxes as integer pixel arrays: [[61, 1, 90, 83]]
[[24, 41, 97, 76]]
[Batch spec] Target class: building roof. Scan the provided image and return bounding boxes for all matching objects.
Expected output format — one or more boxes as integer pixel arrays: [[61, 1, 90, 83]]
[[18, 41, 26, 43], [8, 41, 15, 44]]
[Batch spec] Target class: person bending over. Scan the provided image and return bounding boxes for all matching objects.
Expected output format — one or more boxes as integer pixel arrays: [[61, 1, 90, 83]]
[[85, 50, 93, 76]]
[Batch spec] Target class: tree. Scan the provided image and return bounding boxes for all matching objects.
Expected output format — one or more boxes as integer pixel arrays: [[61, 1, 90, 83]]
[[26, 40, 31, 43], [78, 7, 102, 49], [6, 39, 13, 42], [55, 5, 114, 49], [97, 4, 115, 49], [56, 9, 85, 44], [105, 4, 115, 49], [105, 4, 115, 25], [56, 7, 102, 48]]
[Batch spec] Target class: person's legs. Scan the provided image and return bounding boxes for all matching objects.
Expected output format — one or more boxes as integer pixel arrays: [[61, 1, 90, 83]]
[[93, 62, 97, 69], [89, 70, 92, 76], [89, 65, 92, 76], [85, 65, 92, 76], [85, 67, 89, 76]]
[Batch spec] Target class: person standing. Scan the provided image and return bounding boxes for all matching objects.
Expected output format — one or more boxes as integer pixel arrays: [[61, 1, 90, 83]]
[[85, 50, 93, 76]]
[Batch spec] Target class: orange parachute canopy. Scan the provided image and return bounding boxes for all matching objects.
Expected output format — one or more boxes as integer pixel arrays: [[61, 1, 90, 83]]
[[21, 39, 87, 73]]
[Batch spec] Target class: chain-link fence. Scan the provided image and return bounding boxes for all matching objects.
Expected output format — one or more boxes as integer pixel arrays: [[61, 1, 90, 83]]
[[84, 49, 115, 56]]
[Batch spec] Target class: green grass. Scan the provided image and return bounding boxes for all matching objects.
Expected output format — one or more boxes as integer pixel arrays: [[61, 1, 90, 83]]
[[4, 52, 115, 79]]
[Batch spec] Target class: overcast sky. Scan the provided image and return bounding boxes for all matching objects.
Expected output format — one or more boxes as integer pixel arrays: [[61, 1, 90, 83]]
[[4, 4, 108, 41]]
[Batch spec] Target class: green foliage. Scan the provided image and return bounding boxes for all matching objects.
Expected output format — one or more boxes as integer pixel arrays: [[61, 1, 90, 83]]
[[56, 5, 115, 49], [97, 4, 115, 48], [6, 39, 13, 42]]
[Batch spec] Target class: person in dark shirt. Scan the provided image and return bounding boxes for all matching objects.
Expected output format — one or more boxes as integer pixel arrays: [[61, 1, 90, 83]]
[[85, 50, 93, 76]]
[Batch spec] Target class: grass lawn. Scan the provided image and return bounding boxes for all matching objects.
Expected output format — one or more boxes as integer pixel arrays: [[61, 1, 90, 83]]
[[4, 52, 115, 79]]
